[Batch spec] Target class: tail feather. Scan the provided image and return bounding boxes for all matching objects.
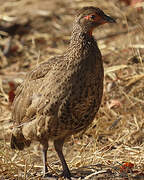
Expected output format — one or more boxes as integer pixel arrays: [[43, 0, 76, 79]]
[[10, 127, 31, 150]]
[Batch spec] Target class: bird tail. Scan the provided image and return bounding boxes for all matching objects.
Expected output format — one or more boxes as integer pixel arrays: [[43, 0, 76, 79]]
[[10, 127, 31, 150]]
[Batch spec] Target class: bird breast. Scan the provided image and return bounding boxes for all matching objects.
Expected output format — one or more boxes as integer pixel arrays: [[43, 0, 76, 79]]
[[53, 51, 104, 132]]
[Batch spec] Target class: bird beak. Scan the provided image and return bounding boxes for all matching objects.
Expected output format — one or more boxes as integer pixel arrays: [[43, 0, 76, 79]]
[[103, 14, 116, 23]]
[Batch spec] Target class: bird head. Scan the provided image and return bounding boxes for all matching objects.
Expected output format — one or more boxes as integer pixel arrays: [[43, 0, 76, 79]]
[[76, 6, 116, 35]]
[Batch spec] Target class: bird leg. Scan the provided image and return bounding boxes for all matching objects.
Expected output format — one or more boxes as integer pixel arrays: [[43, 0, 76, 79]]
[[41, 142, 52, 177], [54, 138, 71, 179]]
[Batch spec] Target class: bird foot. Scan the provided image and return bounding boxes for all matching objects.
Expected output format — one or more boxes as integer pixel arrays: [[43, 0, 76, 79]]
[[60, 171, 72, 180], [43, 172, 53, 178]]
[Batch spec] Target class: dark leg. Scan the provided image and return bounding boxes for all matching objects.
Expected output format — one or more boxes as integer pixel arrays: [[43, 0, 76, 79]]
[[54, 138, 71, 179], [41, 142, 52, 177]]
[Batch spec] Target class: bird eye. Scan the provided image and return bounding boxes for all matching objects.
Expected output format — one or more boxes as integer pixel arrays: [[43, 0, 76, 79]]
[[90, 14, 96, 20], [84, 14, 97, 21]]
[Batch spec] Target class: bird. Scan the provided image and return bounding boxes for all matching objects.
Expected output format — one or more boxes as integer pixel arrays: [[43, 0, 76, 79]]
[[10, 6, 116, 179]]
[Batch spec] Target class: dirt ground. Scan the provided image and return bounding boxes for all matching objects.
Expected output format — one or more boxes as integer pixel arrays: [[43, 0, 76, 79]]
[[0, 0, 144, 179]]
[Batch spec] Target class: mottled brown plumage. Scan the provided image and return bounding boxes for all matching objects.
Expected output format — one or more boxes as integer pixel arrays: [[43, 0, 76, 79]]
[[11, 7, 116, 179]]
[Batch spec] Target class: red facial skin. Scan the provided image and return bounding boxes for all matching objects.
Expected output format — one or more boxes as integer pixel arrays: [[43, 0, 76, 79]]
[[84, 14, 108, 36]]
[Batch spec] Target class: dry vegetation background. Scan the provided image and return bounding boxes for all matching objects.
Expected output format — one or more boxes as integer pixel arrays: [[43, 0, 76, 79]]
[[0, 0, 144, 179]]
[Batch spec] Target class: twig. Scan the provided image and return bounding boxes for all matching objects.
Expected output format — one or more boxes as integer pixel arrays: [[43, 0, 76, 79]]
[[97, 25, 142, 41], [85, 170, 107, 179]]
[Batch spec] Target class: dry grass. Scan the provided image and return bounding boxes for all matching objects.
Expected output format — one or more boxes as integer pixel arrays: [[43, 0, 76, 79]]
[[0, 0, 144, 179]]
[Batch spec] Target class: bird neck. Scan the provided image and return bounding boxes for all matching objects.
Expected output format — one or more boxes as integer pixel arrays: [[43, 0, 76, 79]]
[[65, 23, 97, 59], [70, 23, 95, 45]]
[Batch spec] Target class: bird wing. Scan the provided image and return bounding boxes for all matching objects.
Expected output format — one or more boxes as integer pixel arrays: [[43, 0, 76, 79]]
[[12, 55, 62, 125]]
